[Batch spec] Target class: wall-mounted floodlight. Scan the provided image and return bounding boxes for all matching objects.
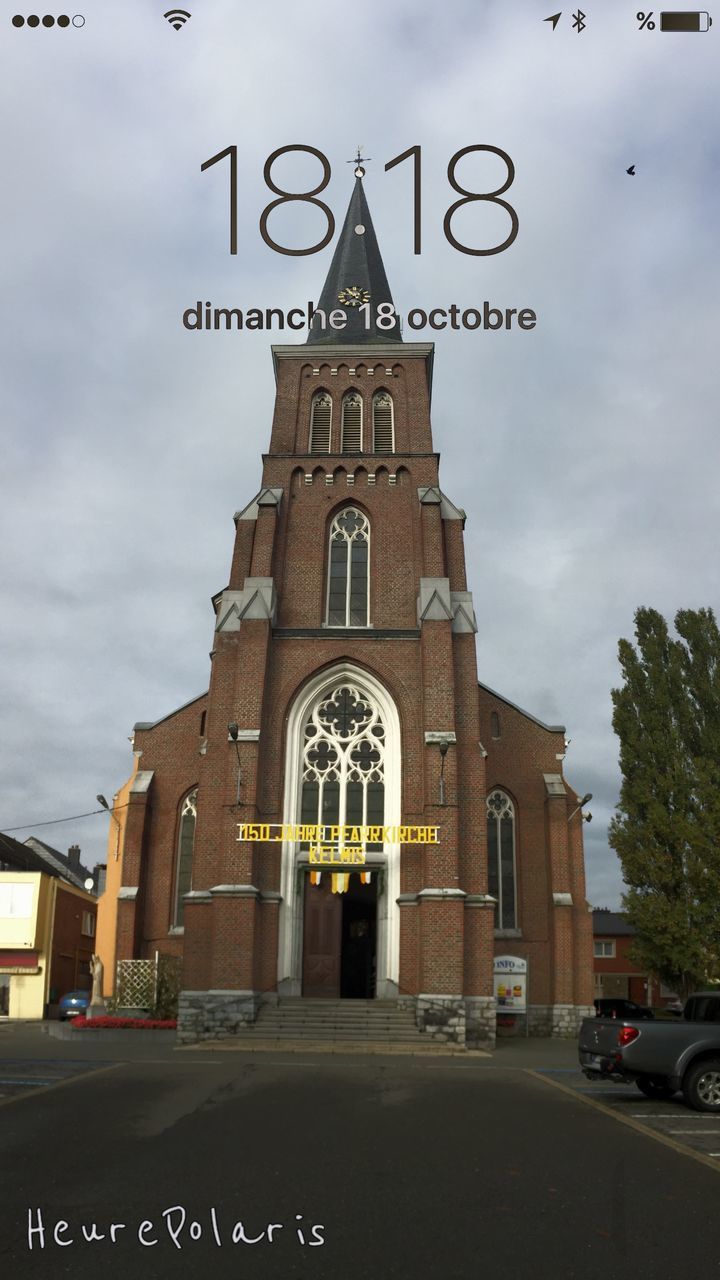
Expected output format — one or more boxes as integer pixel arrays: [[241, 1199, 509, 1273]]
[[568, 793, 593, 823], [228, 724, 242, 804]]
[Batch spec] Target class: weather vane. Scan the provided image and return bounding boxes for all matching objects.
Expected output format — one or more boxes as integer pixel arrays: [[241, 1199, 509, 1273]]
[[347, 146, 371, 177]]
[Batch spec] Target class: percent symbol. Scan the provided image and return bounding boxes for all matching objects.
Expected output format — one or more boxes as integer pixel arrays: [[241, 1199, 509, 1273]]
[[637, 11, 655, 28]]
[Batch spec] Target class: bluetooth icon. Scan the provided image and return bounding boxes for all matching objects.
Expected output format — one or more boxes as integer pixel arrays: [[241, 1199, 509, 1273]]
[[572, 8, 587, 30]]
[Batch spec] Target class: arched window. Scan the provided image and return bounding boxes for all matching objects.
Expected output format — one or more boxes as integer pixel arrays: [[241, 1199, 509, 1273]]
[[310, 392, 332, 453], [174, 789, 197, 927], [487, 790, 516, 929], [372, 392, 394, 453], [341, 393, 363, 452], [491, 711, 500, 738], [326, 507, 370, 627], [300, 683, 385, 849]]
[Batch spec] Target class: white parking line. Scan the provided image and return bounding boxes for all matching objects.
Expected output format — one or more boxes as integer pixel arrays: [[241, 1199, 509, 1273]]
[[668, 1130, 720, 1135], [630, 1113, 681, 1118]]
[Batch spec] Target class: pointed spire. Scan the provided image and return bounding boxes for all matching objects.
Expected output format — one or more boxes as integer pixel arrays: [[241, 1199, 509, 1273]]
[[306, 173, 402, 345]]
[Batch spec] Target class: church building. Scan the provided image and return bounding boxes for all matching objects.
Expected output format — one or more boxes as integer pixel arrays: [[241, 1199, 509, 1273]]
[[96, 173, 593, 1047]]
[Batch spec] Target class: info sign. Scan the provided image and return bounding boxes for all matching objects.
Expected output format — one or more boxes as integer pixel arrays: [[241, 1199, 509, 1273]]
[[493, 955, 528, 1013]]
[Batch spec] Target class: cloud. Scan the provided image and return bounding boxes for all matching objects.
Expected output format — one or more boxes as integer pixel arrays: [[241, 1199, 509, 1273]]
[[0, 2, 716, 906]]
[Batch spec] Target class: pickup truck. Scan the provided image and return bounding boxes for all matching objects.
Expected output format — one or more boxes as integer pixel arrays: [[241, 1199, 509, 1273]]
[[578, 991, 720, 1112]]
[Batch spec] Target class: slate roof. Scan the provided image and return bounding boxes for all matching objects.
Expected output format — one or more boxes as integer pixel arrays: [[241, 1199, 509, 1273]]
[[593, 908, 635, 937], [307, 176, 402, 345], [0, 832, 93, 891]]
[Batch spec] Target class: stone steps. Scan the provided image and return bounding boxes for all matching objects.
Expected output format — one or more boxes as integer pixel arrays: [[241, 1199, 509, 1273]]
[[226, 998, 438, 1049]]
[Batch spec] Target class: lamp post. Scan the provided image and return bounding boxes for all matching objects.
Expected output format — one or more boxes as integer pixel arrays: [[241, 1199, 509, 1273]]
[[97, 794, 122, 859]]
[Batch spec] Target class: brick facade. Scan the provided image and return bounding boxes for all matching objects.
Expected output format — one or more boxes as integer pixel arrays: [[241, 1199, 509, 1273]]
[[97, 186, 593, 1044]]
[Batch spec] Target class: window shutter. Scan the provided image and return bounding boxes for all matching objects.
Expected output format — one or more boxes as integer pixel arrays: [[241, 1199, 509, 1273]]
[[341, 395, 362, 452], [373, 394, 393, 453], [310, 395, 331, 453]]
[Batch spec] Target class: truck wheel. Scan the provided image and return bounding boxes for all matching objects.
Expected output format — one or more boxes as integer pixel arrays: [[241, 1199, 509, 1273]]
[[682, 1060, 720, 1113], [636, 1076, 676, 1100]]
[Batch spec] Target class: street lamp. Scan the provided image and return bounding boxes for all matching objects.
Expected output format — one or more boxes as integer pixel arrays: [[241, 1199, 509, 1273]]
[[97, 794, 122, 859]]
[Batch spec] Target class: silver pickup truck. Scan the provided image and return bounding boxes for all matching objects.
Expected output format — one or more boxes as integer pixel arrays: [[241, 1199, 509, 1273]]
[[578, 991, 720, 1112]]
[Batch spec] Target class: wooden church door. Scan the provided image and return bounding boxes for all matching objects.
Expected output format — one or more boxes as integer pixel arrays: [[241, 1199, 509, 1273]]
[[302, 876, 342, 997]]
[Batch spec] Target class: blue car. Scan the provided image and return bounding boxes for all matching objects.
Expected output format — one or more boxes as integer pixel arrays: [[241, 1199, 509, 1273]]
[[58, 990, 90, 1020]]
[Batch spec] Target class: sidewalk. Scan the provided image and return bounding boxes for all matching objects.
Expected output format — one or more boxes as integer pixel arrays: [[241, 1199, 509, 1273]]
[[0, 1018, 581, 1068]]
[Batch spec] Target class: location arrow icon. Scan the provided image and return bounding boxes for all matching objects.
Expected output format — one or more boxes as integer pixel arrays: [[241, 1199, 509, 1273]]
[[544, 12, 562, 28]]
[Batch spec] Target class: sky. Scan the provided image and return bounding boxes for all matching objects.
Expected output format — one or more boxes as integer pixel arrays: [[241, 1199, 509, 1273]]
[[1, 0, 718, 907]]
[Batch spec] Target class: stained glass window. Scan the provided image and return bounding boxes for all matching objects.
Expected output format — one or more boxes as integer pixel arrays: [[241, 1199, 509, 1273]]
[[174, 789, 197, 927], [326, 507, 370, 627], [487, 790, 517, 930]]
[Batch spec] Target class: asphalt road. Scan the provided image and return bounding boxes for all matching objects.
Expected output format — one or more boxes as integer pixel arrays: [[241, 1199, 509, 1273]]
[[1, 1027, 719, 1280]]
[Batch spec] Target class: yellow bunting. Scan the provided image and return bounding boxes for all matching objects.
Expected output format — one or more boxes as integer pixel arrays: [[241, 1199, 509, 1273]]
[[360, 871, 372, 884], [310, 871, 322, 886]]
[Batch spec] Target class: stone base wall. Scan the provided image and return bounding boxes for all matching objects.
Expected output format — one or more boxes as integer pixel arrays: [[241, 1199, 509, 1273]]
[[527, 1004, 553, 1036], [415, 994, 466, 1046], [464, 996, 497, 1049], [177, 989, 260, 1043], [528, 1003, 595, 1038], [551, 1004, 595, 1037]]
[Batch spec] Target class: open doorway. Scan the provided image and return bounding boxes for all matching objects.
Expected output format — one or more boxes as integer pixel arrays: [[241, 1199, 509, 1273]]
[[302, 872, 377, 998]]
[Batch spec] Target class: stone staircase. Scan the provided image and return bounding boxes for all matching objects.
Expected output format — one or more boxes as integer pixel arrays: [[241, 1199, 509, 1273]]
[[217, 998, 458, 1053]]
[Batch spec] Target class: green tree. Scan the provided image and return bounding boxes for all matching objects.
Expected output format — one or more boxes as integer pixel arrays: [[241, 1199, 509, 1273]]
[[609, 607, 720, 997]]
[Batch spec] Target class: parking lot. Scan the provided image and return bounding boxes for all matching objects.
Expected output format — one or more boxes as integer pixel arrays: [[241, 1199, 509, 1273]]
[[533, 1065, 720, 1169]]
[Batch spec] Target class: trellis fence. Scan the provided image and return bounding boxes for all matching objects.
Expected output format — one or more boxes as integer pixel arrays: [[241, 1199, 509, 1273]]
[[115, 953, 182, 1017]]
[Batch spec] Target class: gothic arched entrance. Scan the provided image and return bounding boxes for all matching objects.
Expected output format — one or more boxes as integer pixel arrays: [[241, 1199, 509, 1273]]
[[278, 666, 401, 998]]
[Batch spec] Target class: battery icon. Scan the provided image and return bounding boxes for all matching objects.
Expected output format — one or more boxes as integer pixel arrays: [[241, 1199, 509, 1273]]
[[660, 11, 712, 30]]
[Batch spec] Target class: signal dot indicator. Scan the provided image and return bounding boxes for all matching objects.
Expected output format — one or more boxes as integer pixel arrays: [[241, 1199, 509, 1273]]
[[12, 12, 77, 24]]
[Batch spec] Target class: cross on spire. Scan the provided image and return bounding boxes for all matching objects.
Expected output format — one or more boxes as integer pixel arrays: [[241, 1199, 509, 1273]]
[[347, 146, 371, 176]]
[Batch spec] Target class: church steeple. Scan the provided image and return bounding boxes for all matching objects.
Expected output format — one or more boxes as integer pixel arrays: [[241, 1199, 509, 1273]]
[[307, 169, 402, 345]]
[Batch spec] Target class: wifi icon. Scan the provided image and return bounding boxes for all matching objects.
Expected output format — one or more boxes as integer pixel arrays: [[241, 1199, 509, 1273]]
[[164, 8, 190, 29]]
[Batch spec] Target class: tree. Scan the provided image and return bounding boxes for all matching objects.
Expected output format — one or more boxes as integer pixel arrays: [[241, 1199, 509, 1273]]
[[609, 607, 720, 997]]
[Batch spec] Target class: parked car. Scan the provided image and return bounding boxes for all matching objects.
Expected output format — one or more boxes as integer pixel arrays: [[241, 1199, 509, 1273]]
[[580, 991, 720, 1111], [594, 998, 654, 1020], [58, 990, 90, 1020]]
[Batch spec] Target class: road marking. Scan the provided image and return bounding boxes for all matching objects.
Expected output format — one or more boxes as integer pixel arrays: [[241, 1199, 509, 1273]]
[[630, 1113, 684, 1119], [527, 1070, 720, 1177], [669, 1130, 720, 1135], [0, 1062, 122, 1109]]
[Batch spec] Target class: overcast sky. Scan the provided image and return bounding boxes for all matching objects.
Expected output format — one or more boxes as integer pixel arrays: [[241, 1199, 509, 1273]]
[[1, 0, 717, 906]]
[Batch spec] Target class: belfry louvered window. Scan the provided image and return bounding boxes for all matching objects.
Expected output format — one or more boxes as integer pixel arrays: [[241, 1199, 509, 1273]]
[[310, 392, 332, 453], [174, 788, 197, 927], [326, 507, 370, 627], [341, 393, 363, 452], [487, 790, 517, 930], [372, 392, 394, 453]]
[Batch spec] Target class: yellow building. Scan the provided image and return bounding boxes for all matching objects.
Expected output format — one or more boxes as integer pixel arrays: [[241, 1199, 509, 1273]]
[[0, 871, 97, 1019], [94, 759, 139, 997]]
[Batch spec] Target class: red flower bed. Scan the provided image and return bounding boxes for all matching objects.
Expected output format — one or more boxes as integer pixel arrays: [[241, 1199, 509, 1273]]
[[71, 1016, 177, 1029]]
